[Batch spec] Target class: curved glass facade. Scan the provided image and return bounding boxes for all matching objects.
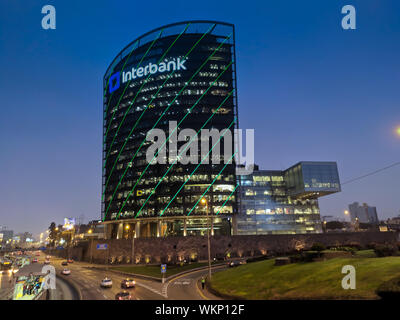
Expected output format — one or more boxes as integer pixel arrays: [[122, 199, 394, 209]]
[[102, 21, 238, 238]]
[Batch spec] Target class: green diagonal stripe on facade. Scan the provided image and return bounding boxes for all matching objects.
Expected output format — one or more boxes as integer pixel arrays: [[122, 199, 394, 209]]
[[187, 152, 237, 216], [101, 24, 215, 201], [215, 183, 239, 215], [101, 24, 191, 201], [103, 24, 195, 161], [160, 120, 235, 217], [103, 33, 231, 221], [133, 90, 234, 217], [113, 62, 233, 220], [104, 31, 163, 144]]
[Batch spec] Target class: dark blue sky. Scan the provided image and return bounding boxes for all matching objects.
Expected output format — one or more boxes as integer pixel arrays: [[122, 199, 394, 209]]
[[0, 0, 399, 237]]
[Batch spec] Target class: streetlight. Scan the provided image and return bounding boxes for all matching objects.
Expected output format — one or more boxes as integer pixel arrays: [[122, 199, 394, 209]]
[[125, 224, 130, 239], [201, 198, 212, 281]]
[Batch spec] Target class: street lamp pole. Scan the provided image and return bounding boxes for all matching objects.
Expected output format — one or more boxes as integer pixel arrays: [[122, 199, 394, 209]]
[[131, 231, 135, 265], [202, 198, 212, 280]]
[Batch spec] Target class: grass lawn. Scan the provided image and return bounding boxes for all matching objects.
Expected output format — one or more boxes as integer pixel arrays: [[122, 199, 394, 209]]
[[210, 255, 400, 299], [111, 262, 209, 278]]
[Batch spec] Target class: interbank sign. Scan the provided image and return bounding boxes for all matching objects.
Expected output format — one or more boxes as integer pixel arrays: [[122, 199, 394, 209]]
[[109, 57, 187, 94]]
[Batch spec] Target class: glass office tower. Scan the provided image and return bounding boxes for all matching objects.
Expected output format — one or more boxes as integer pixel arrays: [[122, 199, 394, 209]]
[[102, 21, 238, 238], [235, 162, 341, 235]]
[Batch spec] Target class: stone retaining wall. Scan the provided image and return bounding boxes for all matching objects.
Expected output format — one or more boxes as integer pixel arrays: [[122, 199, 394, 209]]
[[48, 232, 399, 264]]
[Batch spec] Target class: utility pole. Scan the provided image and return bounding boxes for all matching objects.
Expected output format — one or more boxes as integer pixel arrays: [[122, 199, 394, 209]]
[[201, 198, 212, 280], [131, 230, 135, 264]]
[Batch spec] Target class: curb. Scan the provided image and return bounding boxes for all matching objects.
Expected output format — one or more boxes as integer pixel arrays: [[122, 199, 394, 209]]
[[206, 280, 244, 300], [165, 263, 226, 282]]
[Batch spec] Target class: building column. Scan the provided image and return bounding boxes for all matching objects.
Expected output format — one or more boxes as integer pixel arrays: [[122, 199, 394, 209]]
[[104, 224, 112, 239], [231, 216, 238, 236], [146, 223, 150, 237], [211, 216, 214, 236], [135, 221, 140, 238], [183, 218, 187, 236], [117, 223, 123, 239], [157, 220, 161, 237]]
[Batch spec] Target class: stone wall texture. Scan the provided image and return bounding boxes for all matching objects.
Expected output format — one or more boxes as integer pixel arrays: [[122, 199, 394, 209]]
[[48, 231, 399, 264]]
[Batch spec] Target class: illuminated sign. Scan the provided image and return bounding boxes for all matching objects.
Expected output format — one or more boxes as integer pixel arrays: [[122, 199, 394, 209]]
[[63, 218, 75, 230], [109, 57, 187, 94]]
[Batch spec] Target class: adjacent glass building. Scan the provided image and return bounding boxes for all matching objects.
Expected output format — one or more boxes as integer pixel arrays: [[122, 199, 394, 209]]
[[102, 21, 238, 238], [235, 162, 341, 235]]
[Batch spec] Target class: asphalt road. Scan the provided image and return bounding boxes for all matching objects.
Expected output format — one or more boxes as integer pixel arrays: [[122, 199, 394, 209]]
[[34, 252, 225, 300], [0, 272, 14, 300], [48, 276, 80, 300], [166, 267, 224, 300], [39, 254, 166, 300]]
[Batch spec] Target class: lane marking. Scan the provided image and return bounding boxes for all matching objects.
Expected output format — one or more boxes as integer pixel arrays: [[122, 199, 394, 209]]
[[135, 282, 166, 298]]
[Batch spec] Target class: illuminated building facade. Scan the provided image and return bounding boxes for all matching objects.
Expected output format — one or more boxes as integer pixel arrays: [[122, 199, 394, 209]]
[[235, 162, 341, 235], [102, 21, 238, 238]]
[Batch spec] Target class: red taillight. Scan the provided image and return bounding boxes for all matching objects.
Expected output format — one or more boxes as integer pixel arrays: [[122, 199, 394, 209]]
[[119, 297, 122, 300]]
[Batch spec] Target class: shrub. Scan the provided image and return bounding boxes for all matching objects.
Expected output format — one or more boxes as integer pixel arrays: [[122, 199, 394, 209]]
[[329, 246, 356, 255], [290, 251, 321, 263], [346, 242, 362, 250], [246, 255, 270, 263], [303, 251, 321, 262], [376, 276, 400, 299], [366, 242, 377, 250], [310, 243, 326, 252], [374, 244, 398, 257]]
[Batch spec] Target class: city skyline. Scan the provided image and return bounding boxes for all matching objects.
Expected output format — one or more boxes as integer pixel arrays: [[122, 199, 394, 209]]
[[0, 0, 399, 236]]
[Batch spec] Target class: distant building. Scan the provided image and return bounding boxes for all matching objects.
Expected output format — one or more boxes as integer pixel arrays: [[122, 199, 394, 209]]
[[0, 228, 14, 244], [386, 215, 400, 231], [75, 220, 105, 240], [348, 202, 379, 224], [321, 215, 346, 223]]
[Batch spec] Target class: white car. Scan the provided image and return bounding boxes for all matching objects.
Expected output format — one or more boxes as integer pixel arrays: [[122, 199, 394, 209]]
[[62, 268, 71, 275], [100, 278, 113, 288]]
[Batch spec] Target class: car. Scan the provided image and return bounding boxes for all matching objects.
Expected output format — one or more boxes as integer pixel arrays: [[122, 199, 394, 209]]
[[35, 252, 40, 256], [61, 269, 71, 275], [44, 259, 50, 265], [228, 260, 242, 268], [121, 279, 136, 289], [32, 258, 38, 263], [100, 278, 113, 288], [115, 291, 132, 300], [61, 261, 68, 266], [67, 259, 73, 263]]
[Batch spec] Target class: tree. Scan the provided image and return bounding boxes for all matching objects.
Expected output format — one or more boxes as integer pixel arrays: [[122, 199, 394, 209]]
[[48, 222, 57, 247], [326, 221, 345, 230]]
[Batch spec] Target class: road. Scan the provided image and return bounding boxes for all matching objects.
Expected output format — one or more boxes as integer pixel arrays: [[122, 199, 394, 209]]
[[34, 252, 226, 300], [39, 254, 166, 300], [48, 276, 80, 300], [0, 272, 14, 300], [166, 267, 224, 300]]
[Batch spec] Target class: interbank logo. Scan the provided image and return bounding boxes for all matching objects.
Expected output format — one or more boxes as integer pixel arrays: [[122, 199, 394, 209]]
[[109, 71, 120, 94], [108, 57, 187, 94]]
